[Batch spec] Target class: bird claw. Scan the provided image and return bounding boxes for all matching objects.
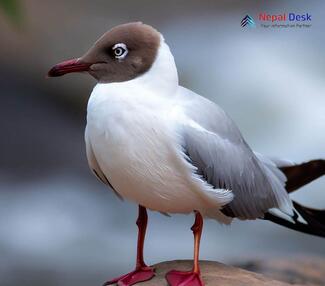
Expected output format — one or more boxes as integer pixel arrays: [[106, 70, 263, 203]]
[[103, 266, 155, 286], [166, 270, 204, 286]]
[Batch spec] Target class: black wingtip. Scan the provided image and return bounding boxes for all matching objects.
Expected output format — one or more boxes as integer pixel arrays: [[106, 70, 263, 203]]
[[263, 200, 325, 238]]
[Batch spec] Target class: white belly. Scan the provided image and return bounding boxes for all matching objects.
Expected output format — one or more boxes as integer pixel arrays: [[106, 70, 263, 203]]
[[87, 103, 198, 213]]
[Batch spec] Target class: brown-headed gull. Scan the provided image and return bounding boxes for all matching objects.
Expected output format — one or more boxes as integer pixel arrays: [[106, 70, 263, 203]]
[[48, 22, 325, 286]]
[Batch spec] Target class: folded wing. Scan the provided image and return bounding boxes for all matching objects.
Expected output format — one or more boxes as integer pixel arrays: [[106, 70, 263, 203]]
[[176, 86, 293, 219]]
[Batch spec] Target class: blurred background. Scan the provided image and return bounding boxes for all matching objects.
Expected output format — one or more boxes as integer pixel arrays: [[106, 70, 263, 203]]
[[0, 1, 324, 285]]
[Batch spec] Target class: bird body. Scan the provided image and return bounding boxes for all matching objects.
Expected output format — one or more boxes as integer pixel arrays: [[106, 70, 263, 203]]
[[85, 37, 292, 222], [85, 42, 233, 221], [48, 22, 325, 286]]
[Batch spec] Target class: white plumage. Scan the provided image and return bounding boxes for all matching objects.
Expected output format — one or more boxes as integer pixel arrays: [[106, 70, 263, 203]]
[[85, 38, 293, 224]]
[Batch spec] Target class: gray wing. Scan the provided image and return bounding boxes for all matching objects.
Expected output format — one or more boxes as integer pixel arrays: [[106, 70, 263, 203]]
[[176, 86, 292, 219], [85, 127, 123, 200]]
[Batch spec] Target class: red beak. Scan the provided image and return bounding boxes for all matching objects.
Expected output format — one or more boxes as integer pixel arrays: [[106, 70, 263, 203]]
[[47, 58, 92, 77]]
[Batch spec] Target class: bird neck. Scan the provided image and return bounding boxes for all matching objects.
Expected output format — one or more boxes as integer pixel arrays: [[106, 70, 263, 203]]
[[130, 39, 179, 96]]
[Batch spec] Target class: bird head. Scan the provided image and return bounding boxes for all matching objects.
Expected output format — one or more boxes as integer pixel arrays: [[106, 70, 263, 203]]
[[48, 22, 161, 83]]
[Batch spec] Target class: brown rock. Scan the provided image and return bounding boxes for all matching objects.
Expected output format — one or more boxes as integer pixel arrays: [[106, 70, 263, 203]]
[[137, 260, 296, 286]]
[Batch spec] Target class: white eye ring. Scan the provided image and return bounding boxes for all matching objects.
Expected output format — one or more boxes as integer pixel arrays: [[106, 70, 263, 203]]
[[112, 43, 128, 59]]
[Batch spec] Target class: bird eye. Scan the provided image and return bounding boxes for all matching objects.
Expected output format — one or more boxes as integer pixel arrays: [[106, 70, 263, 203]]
[[112, 43, 128, 59]]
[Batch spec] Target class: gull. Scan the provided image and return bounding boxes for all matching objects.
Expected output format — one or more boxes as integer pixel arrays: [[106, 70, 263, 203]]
[[48, 22, 325, 286]]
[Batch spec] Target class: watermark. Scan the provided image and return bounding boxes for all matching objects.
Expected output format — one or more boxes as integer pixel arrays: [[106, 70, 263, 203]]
[[241, 15, 255, 28], [241, 12, 312, 29]]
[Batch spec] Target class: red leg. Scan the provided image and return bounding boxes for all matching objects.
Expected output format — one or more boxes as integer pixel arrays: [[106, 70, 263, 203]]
[[166, 211, 204, 286], [103, 205, 155, 286]]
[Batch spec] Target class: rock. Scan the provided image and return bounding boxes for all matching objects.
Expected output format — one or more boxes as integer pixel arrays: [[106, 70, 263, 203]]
[[237, 257, 325, 286], [137, 260, 296, 285]]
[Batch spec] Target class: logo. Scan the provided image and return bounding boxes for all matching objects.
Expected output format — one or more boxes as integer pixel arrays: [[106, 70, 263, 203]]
[[241, 12, 312, 29], [259, 12, 311, 22], [241, 15, 255, 27]]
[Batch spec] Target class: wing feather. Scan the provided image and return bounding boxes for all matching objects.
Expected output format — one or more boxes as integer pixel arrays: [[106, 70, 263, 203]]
[[85, 127, 123, 200], [176, 86, 292, 219]]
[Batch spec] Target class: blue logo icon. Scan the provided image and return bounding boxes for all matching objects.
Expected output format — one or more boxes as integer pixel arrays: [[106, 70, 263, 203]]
[[241, 15, 255, 27]]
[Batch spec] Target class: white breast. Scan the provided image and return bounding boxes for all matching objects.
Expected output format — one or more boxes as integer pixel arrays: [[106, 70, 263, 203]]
[[85, 83, 230, 220]]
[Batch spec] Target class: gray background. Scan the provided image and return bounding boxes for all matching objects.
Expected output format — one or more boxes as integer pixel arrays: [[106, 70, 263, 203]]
[[0, 1, 324, 285]]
